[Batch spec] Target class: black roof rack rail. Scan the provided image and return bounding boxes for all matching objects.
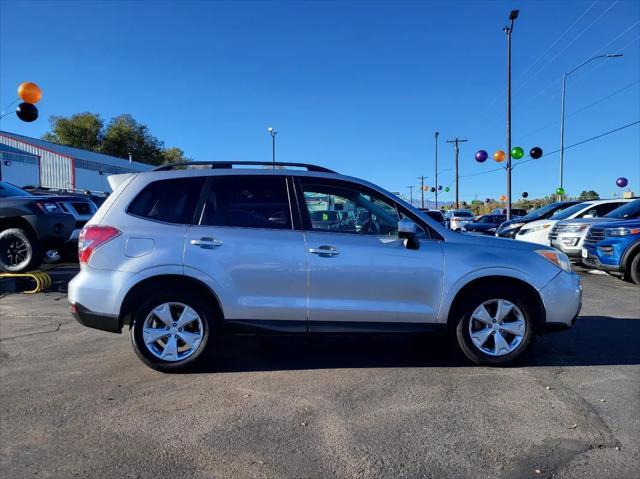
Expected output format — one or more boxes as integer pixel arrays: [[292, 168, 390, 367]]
[[153, 161, 336, 173]]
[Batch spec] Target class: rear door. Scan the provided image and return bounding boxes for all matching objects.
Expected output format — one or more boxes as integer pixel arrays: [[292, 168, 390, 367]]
[[183, 174, 308, 330], [295, 177, 444, 330]]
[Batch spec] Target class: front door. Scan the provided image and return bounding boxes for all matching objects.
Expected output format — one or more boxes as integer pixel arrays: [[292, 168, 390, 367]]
[[184, 174, 307, 330], [296, 177, 444, 330]]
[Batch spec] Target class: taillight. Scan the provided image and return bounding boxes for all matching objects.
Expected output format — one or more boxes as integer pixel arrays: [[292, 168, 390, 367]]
[[78, 225, 120, 264]]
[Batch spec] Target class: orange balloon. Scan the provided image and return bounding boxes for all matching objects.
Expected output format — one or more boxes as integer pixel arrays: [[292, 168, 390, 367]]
[[499, 195, 507, 201], [493, 150, 505, 162], [18, 82, 42, 104]]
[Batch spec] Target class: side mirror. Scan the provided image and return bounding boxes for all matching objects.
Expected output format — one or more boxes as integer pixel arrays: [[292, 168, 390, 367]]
[[398, 218, 420, 250]]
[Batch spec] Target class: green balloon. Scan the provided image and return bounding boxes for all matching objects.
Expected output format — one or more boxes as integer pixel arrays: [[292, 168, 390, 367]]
[[556, 187, 565, 196], [511, 146, 524, 159], [444, 186, 450, 192]]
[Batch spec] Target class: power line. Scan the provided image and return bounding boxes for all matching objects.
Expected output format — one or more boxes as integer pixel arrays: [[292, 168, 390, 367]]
[[460, 120, 640, 178], [515, 1, 619, 94], [518, 79, 640, 140]]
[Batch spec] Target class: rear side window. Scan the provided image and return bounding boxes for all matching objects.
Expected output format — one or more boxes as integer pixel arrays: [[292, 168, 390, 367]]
[[128, 177, 205, 224], [201, 176, 292, 229]]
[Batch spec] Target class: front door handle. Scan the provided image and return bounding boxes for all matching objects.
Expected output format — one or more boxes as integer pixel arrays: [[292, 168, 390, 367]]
[[309, 245, 340, 257], [190, 237, 223, 249]]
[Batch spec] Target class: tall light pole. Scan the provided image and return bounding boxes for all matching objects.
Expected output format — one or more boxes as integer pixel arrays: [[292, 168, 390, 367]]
[[434, 131, 439, 209], [559, 53, 622, 198], [503, 9, 518, 221], [267, 127, 277, 169], [418, 176, 426, 209], [447, 137, 468, 210]]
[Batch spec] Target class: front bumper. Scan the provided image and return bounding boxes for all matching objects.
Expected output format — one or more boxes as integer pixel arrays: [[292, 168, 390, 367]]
[[539, 271, 582, 329], [550, 233, 585, 257], [24, 214, 75, 245]]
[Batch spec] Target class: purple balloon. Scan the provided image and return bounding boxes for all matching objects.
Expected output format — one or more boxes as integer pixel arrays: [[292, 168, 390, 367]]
[[475, 150, 488, 163], [616, 177, 628, 188]]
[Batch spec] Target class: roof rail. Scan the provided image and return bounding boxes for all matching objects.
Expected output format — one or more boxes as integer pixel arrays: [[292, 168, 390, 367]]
[[153, 161, 336, 173]]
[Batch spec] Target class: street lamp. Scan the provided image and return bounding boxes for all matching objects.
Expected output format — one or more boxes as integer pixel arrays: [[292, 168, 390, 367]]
[[503, 9, 518, 220], [267, 127, 277, 169], [434, 131, 439, 209], [559, 53, 622, 198]]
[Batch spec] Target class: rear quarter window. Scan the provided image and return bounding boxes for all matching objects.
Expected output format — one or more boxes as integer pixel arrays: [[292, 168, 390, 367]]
[[127, 177, 205, 224]]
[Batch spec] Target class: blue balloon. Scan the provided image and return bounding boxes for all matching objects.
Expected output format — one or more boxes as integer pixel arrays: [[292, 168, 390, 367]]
[[475, 150, 488, 163]]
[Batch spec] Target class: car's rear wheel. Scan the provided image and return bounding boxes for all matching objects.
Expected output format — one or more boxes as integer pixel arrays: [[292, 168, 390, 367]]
[[0, 227, 43, 273], [130, 288, 212, 372], [455, 288, 536, 365]]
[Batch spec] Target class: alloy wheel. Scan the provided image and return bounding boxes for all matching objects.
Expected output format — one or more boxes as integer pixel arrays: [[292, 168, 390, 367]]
[[0, 234, 30, 269], [468, 299, 527, 357], [142, 302, 204, 362]]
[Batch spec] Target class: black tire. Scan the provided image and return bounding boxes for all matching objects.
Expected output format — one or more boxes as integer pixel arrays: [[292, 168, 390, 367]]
[[455, 286, 537, 366], [130, 287, 214, 372], [0, 227, 43, 273], [628, 253, 640, 286]]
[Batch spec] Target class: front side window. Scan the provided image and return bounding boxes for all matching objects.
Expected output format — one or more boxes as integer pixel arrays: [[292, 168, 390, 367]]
[[128, 177, 205, 224], [201, 175, 292, 229], [300, 180, 425, 236]]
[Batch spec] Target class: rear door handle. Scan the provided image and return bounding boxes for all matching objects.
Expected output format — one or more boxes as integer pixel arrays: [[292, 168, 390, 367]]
[[190, 237, 223, 249], [309, 245, 340, 257]]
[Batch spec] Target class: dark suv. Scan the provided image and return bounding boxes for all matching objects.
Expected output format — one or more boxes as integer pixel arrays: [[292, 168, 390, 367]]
[[0, 181, 96, 272]]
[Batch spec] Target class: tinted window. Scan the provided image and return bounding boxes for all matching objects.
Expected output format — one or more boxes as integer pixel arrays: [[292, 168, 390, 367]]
[[0, 182, 31, 197], [453, 211, 473, 217], [202, 176, 292, 229], [606, 200, 640, 219], [128, 177, 205, 224], [522, 202, 576, 221]]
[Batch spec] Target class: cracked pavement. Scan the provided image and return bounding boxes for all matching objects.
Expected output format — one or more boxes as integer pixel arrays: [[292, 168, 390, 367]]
[[1, 268, 638, 478]]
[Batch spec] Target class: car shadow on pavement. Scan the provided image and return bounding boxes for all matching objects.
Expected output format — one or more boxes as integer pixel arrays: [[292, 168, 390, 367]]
[[184, 315, 640, 374]]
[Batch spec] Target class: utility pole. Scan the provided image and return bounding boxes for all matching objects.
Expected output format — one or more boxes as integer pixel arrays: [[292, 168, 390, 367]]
[[408, 185, 415, 206], [434, 132, 439, 209], [418, 176, 426, 209], [503, 9, 518, 220], [446, 137, 468, 210]]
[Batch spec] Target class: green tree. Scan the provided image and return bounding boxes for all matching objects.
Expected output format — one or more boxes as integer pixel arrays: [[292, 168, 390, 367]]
[[42, 113, 103, 151], [100, 114, 165, 165], [578, 190, 600, 200], [42, 112, 188, 166], [161, 146, 189, 164]]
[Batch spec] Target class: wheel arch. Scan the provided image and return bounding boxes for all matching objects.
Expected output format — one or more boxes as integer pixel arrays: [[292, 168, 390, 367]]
[[446, 275, 546, 334], [621, 239, 640, 273], [119, 274, 225, 328], [0, 216, 38, 238]]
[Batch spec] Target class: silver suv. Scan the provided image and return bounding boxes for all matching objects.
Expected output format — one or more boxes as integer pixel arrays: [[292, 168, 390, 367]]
[[68, 162, 582, 371]]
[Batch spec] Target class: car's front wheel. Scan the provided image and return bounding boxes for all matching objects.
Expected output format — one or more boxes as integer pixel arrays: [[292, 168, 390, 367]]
[[0, 227, 43, 273], [130, 289, 212, 372], [455, 288, 536, 365]]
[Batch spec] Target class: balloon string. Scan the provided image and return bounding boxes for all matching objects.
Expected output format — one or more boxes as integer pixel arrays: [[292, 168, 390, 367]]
[[0, 110, 15, 120], [0, 97, 19, 113]]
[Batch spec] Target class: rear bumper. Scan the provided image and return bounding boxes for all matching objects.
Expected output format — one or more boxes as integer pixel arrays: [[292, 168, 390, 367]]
[[71, 302, 121, 333], [539, 271, 582, 328]]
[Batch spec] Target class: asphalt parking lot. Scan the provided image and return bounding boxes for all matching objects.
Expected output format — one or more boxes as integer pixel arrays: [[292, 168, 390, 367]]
[[1, 267, 639, 479]]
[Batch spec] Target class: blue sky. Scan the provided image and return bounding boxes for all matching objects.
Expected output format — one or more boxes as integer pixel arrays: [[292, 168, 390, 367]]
[[1, 0, 638, 202]]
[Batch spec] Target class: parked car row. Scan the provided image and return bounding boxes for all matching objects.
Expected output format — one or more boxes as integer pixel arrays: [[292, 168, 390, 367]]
[[0, 181, 97, 272], [455, 197, 640, 285]]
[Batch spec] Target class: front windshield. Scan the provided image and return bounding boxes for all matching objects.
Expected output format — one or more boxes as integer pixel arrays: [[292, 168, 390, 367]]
[[606, 199, 640, 219], [521, 203, 568, 221], [550, 203, 591, 220], [0, 182, 32, 197]]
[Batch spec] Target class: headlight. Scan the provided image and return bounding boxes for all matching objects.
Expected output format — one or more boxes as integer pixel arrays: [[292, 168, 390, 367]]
[[528, 223, 551, 233], [487, 227, 496, 232], [35, 201, 63, 214], [536, 249, 572, 272], [562, 224, 588, 233], [505, 222, 525, 230], [604, 227, 640, 237]]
